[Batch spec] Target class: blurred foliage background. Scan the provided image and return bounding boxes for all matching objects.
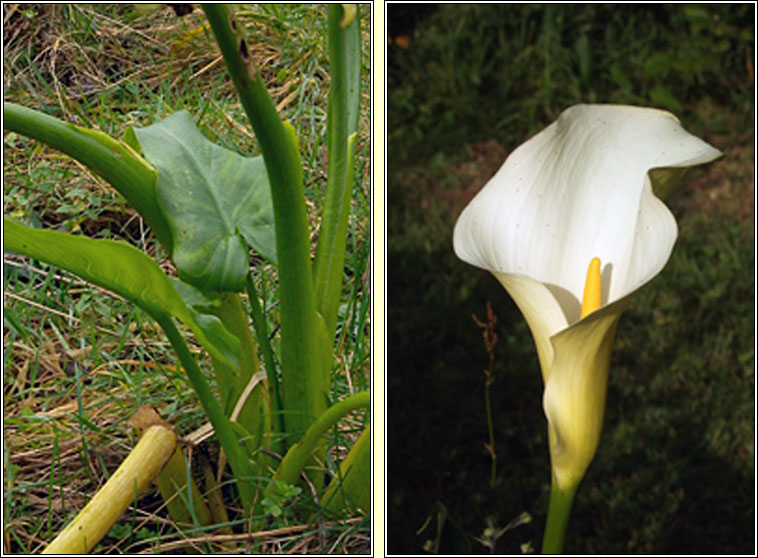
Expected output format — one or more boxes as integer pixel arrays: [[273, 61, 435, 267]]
[[387, 3, 754, 555]]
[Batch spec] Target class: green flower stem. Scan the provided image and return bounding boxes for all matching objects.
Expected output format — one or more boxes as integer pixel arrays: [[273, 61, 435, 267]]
[[313, 4, 362, 342], [203, 5, 328, 457], [269, 390, 370, 489], [3, 101, 172, 249], [155, 313, 256, 513], [542, 470, 578, 554]]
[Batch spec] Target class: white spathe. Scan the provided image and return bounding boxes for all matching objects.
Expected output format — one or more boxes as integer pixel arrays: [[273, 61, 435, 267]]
[[453, 104, 722, 489]]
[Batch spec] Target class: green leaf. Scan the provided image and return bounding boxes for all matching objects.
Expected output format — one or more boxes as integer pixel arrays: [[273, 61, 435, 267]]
[[4, 218, 240, 370], [131, 111, 277, 292], [3, 102, 173, 250], [313, 4, 362, 346], [169, 280, 244, 372], [262, 480, 302, 518]]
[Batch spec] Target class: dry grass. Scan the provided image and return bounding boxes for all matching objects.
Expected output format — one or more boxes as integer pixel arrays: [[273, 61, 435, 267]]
[[3, 4, 300, 116], [4, 4, 370, 553]]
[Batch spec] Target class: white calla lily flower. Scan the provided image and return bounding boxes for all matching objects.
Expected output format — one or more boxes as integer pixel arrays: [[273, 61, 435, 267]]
[[453, 104, 722, 491]]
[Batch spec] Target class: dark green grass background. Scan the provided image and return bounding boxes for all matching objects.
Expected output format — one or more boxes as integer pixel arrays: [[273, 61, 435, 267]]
[[387, 4, 754, 554]]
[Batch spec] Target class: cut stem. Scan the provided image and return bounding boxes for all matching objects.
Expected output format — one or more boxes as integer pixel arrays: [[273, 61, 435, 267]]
[[42, 425, 176, 554], [129, 405, 211, 528]]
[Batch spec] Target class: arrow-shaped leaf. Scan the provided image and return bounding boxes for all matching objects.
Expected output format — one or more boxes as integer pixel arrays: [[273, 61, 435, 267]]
[[131, 111, 277, 292]]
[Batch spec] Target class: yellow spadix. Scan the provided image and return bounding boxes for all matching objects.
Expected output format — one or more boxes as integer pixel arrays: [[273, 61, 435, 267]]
[[580, 257, 602, 319]]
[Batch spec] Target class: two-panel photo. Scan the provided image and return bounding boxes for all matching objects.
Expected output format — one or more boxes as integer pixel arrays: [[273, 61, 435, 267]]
[[1, 3, 754, 556]]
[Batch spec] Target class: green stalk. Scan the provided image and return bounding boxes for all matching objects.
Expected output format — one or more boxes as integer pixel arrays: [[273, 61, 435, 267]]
[[155, 313, 256, 513], [203, 5, 330, 492], [3, 101, 172, 249], [268, 390, 370, 490], [209, 294, 260, 409], [208, 293, 275, 489], [313, 4, 362, 342], [320, 423, 371, 516], [541, 469, 578, 554], [209, 293, 270, 440]]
